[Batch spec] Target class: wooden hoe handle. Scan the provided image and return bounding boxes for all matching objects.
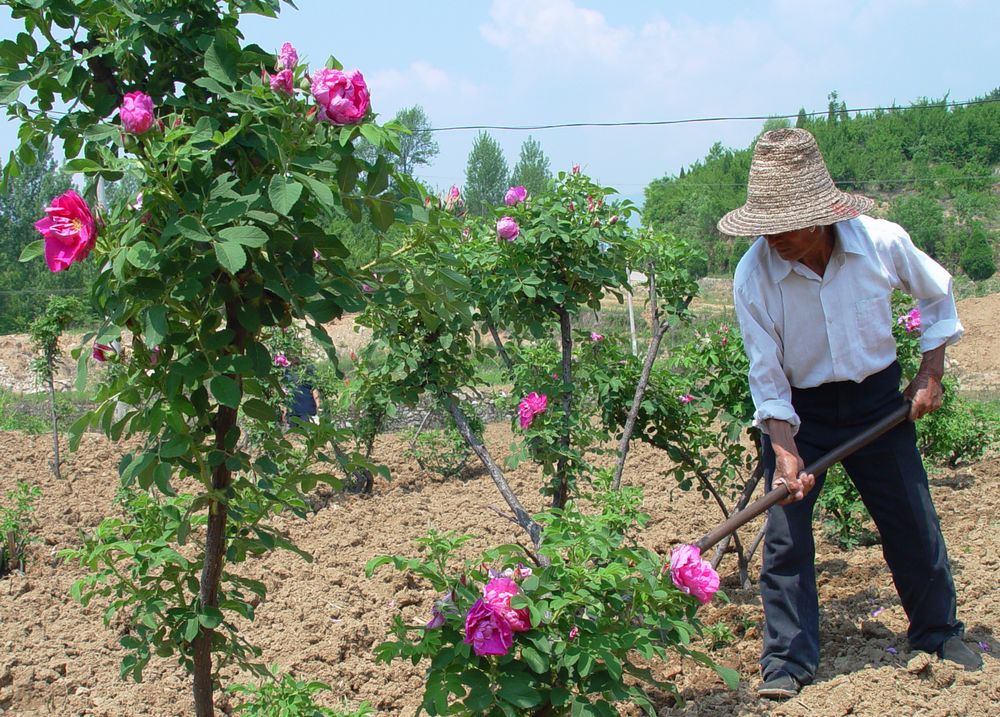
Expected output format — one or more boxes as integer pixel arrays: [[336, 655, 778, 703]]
[[694, 402, 911, 553]]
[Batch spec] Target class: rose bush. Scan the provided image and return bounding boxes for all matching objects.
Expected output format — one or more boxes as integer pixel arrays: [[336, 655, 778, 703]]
[[368, 483, 735, 715], [3, 2, 401, 714]]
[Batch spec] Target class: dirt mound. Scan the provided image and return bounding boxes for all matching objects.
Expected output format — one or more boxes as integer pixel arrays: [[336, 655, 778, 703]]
[[950, 295, 1000, 394], [1, 429, 997, 716]]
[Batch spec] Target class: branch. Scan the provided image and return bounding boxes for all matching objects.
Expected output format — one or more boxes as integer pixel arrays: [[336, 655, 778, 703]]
[[553, 307, 573, 509], [443, 394, 544, 550], [486, 320, 514, 376], [710, 461, 765, 569], [610, 318, 669, 491]]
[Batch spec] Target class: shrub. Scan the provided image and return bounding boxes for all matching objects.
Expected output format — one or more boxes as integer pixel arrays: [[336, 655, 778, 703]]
[[816, 465, 877, 549], [403, 414, 481, 480], [959, 232, 996, 282], [0, 482, 42, 576], [229, 667, 373, 717], [367, 482, 736, 715], [917, 381, 1000, 467]]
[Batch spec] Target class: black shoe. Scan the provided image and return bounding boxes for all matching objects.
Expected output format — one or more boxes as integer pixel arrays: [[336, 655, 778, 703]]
[[758, 671, 801, 699], [937, 637, 984, 671]]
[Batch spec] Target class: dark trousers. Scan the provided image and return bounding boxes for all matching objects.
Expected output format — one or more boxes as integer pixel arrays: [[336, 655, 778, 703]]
[[759, 362, 963, 683]]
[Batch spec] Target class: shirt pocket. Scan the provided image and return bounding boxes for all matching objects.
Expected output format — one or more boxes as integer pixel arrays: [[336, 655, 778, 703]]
[[854, 295, 891, 349]]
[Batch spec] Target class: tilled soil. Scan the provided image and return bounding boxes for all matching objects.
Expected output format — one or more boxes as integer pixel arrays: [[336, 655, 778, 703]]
[[0, 428, 997, 717]]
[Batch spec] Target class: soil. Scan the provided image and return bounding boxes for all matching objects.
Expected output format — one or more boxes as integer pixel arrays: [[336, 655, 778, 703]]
[[0, 293, 997, 716], [0, 427, 998, 717]]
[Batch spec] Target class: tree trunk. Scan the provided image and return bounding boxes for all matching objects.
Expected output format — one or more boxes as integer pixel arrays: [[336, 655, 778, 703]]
[[191, 300, 245, 717], [553, 308, 573, 509], [46, 351, 61, 480]]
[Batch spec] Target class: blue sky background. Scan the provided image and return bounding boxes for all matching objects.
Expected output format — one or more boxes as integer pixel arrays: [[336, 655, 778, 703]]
[[2, 0, 999, 209]]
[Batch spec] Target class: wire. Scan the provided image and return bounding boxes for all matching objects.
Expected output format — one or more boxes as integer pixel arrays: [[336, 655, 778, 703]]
[[416, 97, 1000, 133]]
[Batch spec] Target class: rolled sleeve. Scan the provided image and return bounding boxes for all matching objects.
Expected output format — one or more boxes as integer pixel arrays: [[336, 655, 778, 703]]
[[734, 276, 801, 436], [753, 399, 801, 434], [882, 223, 964, 352]]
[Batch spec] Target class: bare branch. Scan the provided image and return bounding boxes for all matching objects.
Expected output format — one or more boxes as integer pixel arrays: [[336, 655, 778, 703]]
[[486, 320, 515, 376], [444, 394, 544, 549], [553, 308, 573, 509]]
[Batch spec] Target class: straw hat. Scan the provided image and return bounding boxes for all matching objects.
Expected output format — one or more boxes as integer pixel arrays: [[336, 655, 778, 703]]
[[717, 128, 873, 237]]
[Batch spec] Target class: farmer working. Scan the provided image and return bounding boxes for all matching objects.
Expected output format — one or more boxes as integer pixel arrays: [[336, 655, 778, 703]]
[[719, 128, 982, 699]]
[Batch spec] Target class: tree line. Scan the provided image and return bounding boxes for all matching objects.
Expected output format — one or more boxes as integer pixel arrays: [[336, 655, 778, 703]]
[[643, 88, 1000, 280]]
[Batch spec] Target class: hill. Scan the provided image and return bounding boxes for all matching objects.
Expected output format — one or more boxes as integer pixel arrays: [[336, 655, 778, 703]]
[[643, 90, 1000, 281]]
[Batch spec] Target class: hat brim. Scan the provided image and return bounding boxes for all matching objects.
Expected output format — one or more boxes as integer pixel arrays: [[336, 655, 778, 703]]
[[717, 191, 874, 237]]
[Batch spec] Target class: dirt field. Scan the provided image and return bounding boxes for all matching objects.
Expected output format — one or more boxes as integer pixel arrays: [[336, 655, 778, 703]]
[[0, 293, 998, 716]]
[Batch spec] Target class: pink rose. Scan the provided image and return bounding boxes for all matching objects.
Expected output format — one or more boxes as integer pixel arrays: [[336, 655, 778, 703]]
[[609, 215, 619, 225], [274, 352, 290, 368], [504, 185, 528, 206], [669, 544, 720, 605], [568, 626, 579, 641], [518, 391, 548, 429], [277, 42, 298, 71], [898, 308, 921, 333], [445, 185, 463, 211], [572, 164, 581, 175], [590, 332, 604, 342], [496, 216, 520, 241], [311, 68, 370, 125], [482, 577, 531, 633], [464, 599, 513, 656], [119, 91, 155, 135], [678, 394, 694, 404], [567, 201, 575, 212], [361, 283, 375, 294], [92, 343, 114, 362], [269, 69, 294, 95], [34, 190, 97, 273], [150, 345, 161, 367]]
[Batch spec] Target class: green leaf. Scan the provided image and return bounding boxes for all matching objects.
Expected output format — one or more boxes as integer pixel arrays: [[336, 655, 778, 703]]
[[18, 239, 44, 262], [520, 646, 548, 674], [145, 306, 168, 346], [242, 398, 277, 421], [268, 175, 303, 216], [204, 30, 238, 87], [183, 617, 201, 642], [210, 376, 241, 408], [126, 241, 158, 269], [366, 196, 395, 231], [218, 226, 268, 248], [290, 171, 334, 206], [174, 216, 213, 242], [498, 677, 542, 709], [214, 241, 247, 274], [63, 158, 103, 173]]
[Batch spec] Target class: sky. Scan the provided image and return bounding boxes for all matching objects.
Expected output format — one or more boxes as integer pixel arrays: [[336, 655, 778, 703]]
[[2, 0, 999, 210]]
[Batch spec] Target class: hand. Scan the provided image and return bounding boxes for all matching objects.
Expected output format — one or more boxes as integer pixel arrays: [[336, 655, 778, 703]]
[[765, 419, 816, 505], [904, 370, 943, 420], [773, 447, 816, 505]]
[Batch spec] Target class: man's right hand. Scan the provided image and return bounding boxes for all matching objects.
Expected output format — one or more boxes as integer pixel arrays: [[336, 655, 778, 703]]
[[773, 448, 816, 505], [766, 419, 816, 505]]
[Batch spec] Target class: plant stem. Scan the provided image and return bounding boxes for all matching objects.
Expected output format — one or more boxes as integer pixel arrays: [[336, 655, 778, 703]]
[[486, 320, 514, 376], [46, 350, 62, 480], [191, 299, 246, 717], [553, 307, 573, 509], [443, 394, 544, 550]]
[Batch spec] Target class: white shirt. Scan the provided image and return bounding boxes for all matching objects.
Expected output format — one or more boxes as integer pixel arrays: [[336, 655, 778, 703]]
[[733, 215, 963, 433]]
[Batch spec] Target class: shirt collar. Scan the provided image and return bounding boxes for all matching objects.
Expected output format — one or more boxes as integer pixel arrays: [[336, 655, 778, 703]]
[[762, 218, 865, 284]]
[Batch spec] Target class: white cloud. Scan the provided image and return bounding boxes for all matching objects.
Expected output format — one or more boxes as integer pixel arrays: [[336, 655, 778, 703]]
[[480, 0, 630, 63], [368, 61, 480, 115]]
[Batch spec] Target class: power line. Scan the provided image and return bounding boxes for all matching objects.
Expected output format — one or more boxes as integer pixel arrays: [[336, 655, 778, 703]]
[[418, 97, 1000, 133]]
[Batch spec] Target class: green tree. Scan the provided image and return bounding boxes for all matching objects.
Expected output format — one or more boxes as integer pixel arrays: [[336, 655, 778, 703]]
[[463, 131, 508, 216], [510, 135, 552, 197], [889, 193, 945, 259], [760, 116, 791, 135], [959, 225, 996, 281], [390, 105, 439, 177]]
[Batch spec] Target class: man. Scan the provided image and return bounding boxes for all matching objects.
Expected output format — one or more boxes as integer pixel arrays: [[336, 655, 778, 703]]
[[718, 128, 982, 699]]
